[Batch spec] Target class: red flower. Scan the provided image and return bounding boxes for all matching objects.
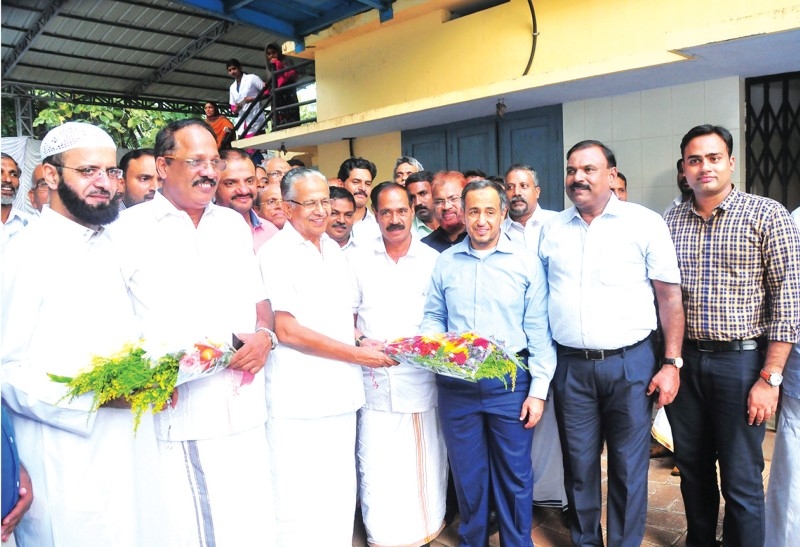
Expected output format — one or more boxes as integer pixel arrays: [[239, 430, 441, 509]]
[[473, 338, 490, 349], [451, 351, 467, 365]]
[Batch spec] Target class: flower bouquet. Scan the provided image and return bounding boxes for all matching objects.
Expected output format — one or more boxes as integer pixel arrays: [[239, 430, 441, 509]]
[[48, 340, 244, 431], [383, 331, 527, 390]]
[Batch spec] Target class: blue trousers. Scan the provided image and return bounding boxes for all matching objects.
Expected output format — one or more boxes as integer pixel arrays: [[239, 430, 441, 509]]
[[665, 346, 766, 547], [437, 374, 534, 547], [552, 340, 655, 547]]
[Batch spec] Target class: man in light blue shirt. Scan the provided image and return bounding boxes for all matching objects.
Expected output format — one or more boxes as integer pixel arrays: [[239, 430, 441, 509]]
[[420, 179, 556, 547]]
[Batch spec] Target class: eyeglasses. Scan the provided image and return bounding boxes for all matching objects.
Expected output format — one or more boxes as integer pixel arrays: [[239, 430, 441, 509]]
[[162, 156, 227, 172], [266, 170, 285, 178], [433, 195, 462, 207], [263, 198, 282, 207], [54, 165, 123, 181], [286, 198, 332, 211]]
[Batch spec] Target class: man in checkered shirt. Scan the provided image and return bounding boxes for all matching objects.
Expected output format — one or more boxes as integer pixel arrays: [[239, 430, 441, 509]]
[[664, 124, 800, 547]]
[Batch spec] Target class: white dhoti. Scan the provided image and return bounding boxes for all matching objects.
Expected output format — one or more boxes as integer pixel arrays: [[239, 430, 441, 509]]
[[268, 412, 357, 547], [158, 425, 275, 547], [358, 407, 447, 547], [531, 393, 567, 507], [766, 395, 800, 547]]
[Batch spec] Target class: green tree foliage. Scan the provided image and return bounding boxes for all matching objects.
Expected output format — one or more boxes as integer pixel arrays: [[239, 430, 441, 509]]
[[32, 102, 194, 149]]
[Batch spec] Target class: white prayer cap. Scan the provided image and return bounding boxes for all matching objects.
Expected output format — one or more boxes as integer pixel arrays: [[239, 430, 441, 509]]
[[40, 122, 116, 158]]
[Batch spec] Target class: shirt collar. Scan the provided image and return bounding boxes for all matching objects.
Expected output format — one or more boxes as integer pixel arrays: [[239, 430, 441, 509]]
[[151, 189, 215, 222], [248, 209, 262, 228], [41, 205, 104, 241], [690, 185, 738, 215], [453, 230, 514, 257]]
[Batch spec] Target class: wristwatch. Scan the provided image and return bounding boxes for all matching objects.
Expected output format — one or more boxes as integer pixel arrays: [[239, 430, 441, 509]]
[[661, 357, 683, 369], [355, 335, 367, 347], [256, 327, 278, 350], [760, 369, 783, 387]]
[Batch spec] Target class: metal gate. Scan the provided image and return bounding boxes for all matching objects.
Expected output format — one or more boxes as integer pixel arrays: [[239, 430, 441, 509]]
[[745, 71, 800, 211]]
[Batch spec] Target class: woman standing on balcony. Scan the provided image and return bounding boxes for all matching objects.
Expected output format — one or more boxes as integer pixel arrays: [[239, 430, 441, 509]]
[[265, 43, 300, 128]]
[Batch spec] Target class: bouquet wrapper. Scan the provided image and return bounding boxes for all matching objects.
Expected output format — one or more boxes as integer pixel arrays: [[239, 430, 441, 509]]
[[383, 331, 527, 389]]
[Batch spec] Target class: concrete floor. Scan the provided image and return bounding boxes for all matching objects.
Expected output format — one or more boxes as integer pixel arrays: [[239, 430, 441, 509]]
[[354, 431, 776, 547]]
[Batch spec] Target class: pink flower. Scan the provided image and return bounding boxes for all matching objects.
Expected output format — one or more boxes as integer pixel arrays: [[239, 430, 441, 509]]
[[179, 352, 204, 374]]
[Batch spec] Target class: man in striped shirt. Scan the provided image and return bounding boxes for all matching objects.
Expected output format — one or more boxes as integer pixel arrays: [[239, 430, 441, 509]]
[[664, 124, 800, 547]]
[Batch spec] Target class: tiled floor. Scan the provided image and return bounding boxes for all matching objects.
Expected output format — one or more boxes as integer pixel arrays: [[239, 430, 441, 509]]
[[354, 431, 776, 547]]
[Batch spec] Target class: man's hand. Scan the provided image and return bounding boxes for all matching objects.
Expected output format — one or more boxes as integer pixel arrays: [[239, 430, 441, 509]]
[[353, 347, 398, 369], [520, 397, 545, 429], [747, 379, 779, 426], [229, 331, 271, 375], [647, 365, 680, 408], [1, 463, 33, 542]]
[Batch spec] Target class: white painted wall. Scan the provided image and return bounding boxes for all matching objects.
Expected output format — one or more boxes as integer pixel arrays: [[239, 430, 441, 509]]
[[561, 76, 744, 213]]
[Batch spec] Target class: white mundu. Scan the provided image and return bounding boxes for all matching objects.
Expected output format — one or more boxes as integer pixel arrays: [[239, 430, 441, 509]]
[[349, 237, 448, 546], [107, 193, 274, 546], [259, 222, 364, 547]]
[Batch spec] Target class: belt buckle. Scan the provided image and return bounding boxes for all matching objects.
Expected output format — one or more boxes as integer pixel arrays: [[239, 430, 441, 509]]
[[696, 340, 713, 352], [584, 349, 605, 360]]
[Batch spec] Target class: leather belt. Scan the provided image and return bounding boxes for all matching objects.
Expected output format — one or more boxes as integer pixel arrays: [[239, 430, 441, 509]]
[[690, 339, 759, 352], [558, 336, 650, 361]]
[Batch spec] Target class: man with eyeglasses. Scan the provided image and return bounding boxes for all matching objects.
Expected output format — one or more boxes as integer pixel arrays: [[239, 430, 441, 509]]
[[264, 156, 291, 187], [215, 148, 278, 253], [257, 167, 397, 546], [28, 164, 49, 213], [257, 182, 287, 229], [2, 121, 166, 546], [106, 118, 277, 546], [420, 170, 468, 253]]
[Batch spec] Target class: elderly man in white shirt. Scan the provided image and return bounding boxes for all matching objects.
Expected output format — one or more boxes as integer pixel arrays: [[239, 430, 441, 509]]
[[539, 140, 684, 546], [257, 167, 397, 546], [2, 122, 165, 547], [349, 182, 447, 547], [106, 119, 276, 546]]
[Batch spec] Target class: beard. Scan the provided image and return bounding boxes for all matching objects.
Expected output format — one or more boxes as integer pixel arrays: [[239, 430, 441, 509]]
[[58, 180, 119, 226]]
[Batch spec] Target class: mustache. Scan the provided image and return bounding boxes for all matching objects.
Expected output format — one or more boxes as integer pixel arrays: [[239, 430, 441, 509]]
[[569, 182, 590, 191], [386, 223, 405, 231], [89, 189, 113, 198], [510, 196, 527, 204], [331, 221, 348, 230], [192, 177, 217, 187], [353, 190, 368, 197], [414, 204, 429, 213]]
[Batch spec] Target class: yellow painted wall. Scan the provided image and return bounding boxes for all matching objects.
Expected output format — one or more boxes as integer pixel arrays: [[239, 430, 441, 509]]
[[317, 132, 402, 187], [310, 0, 800, 120]]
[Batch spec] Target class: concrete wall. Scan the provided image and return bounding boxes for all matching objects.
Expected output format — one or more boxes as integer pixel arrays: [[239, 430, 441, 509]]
[[562, 76, 744, 213], [309, 0, 795, 122], [317, 132, 402, 183]]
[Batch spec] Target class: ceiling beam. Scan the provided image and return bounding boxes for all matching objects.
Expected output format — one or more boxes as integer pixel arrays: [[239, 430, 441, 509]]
[[2, 0, 70, 79], [128, 20, 234, 97]]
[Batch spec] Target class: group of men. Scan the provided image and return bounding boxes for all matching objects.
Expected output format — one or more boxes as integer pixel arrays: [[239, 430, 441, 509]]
[[1, 118, 799, 547]]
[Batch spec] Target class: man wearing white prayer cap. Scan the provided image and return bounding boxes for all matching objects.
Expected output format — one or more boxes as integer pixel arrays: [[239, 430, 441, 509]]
[[1, 121, 167, 547]]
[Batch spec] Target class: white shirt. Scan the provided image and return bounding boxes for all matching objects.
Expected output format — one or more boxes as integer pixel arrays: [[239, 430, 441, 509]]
[[792, 206, 800, 225], [229, 73, 266, 134], [106, 191, 268, 441], [2, 207, 165, 547], [350, 207, 381, 246], [349, 237, 440, 413], [539, 196, 680, 350], [258, 222, 365, 419], [0, 206, 35, 246], [502, 206, 557, 251], [662, 195, 685, 216]]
